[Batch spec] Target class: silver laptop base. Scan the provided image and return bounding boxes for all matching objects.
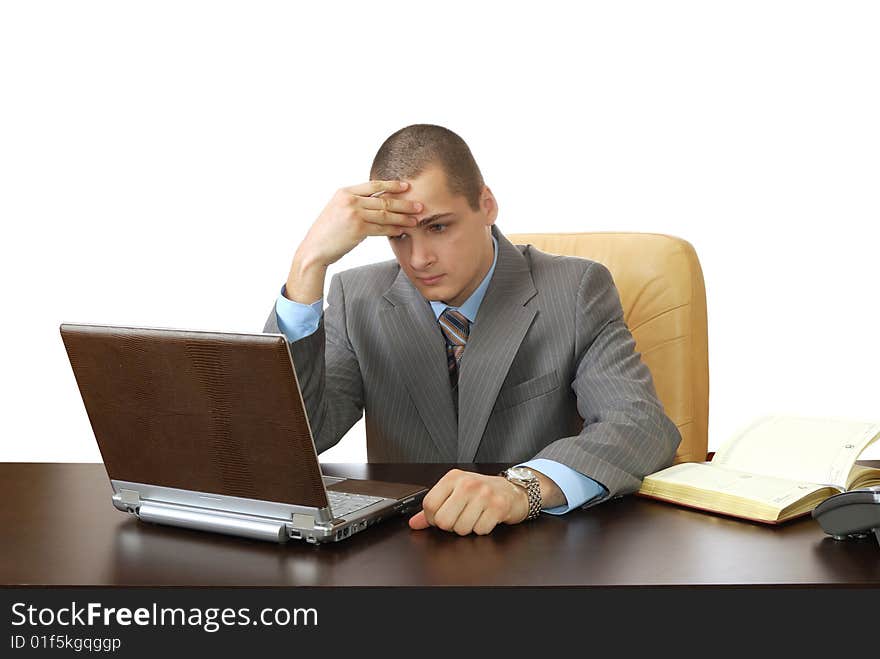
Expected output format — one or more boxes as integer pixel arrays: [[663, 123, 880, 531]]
[[111, 480, 418, 544], [138, 500, 288, 542]]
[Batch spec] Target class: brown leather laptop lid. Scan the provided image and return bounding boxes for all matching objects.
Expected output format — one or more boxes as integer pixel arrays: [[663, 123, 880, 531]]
[[60, 324, 328, 508]]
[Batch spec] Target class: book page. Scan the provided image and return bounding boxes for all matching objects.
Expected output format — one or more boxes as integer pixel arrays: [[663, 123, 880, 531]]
[[847, 464, 880, 490], [712, 416, 880, 489], [643, 462, 833, 508]]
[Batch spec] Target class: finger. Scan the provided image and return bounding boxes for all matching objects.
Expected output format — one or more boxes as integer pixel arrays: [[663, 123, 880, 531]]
[[452, 498, 486, 536], [360, 195, 423, 216], [345, 179, 409, 197], [360, 208, 419, 230], [472, 509, 500, 536], [408, 510, 430, 530], [420, 470, 461, 527], [430, 487, 470, 532]]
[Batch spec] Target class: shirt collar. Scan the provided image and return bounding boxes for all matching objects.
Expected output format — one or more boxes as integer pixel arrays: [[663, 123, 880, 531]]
[[428, 233, 498, 325]]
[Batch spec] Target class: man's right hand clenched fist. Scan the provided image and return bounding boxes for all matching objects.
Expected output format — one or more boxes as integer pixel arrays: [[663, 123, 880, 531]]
[[298, 179, 422, 269]]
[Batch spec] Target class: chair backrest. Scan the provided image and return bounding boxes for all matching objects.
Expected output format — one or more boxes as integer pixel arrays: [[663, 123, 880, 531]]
[[507, 231, 709, 464]]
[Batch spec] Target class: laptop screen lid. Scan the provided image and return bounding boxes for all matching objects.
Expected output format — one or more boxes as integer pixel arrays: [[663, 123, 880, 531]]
[[60, 323, 332, 509]]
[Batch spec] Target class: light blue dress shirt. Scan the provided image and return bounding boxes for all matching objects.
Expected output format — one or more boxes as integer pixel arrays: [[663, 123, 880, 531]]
[[275, 234, 607, 514]]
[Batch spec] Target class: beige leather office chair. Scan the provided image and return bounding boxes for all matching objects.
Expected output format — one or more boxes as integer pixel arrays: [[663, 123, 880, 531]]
[[507, 232, 709, 464]]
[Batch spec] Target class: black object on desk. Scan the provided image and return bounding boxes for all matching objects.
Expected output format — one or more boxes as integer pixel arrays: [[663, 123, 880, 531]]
[[812, 486, 880, 545]]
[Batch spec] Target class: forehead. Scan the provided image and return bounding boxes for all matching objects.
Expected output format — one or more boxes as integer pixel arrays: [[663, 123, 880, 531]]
[[387, 165, 463, 209]]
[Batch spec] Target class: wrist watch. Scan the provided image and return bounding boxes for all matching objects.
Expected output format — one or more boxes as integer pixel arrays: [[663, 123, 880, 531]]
[[500, 466, 542, 521]]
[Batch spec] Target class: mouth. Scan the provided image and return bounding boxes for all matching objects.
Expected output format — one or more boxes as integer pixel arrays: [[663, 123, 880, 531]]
[[417, 274, 445, 285]]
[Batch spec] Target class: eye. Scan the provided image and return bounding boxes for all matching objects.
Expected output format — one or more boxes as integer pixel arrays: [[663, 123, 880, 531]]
[[389, 223, 447, 241]]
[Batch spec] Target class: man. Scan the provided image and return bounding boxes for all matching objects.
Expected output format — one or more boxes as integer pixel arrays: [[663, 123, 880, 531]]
[[264, 124, 681, 536]]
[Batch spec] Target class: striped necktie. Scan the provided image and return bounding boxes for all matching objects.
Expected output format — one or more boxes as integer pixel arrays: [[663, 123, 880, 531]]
[[438, 308, 470, 391]]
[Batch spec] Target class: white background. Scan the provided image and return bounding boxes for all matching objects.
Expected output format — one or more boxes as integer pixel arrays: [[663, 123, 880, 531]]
[[1, 1, 878, 464]]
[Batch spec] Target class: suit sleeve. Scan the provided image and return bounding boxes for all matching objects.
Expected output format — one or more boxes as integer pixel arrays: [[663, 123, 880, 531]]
[[263, 273, 365, 454], [533, 261, 682, 504]]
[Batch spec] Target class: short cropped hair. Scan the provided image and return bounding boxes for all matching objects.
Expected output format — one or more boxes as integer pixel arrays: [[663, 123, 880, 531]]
[[370, 124, 485, 211]]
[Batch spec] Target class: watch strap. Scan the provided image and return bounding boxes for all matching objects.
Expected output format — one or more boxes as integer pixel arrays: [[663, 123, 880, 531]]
[[501, 469, 542, 521]]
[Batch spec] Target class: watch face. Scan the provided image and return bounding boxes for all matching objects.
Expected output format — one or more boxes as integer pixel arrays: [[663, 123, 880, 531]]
[[507, 467, 534, 480]]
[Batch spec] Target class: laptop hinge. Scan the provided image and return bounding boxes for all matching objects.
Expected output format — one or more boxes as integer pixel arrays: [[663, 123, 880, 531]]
[[137, 501, 288, 543], [292, 510, 334, 529], [119, 489, 141, 509], [291, 513, 316, 529]]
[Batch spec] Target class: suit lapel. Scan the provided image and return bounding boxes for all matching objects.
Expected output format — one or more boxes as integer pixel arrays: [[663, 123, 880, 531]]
[[381, 270, 459, 460], [457, 226, 538, 461]]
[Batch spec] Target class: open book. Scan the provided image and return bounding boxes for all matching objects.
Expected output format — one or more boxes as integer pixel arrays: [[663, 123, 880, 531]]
[[637, 415, 880, 524]]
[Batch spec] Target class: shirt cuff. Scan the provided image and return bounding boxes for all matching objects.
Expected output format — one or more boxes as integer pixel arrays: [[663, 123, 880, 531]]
[[517, 458, 608, 515], [275, 285, 323, 343]]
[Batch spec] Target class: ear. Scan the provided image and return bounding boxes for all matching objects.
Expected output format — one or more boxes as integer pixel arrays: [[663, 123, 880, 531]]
[[481, 186, 498, 225]]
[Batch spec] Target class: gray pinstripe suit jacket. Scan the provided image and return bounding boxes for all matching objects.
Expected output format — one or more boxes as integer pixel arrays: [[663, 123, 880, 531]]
[[264, 224, 681, 502]]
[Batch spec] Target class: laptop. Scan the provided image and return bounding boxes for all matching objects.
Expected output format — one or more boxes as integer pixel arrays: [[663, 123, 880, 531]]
[[60, 323, 428, 544]]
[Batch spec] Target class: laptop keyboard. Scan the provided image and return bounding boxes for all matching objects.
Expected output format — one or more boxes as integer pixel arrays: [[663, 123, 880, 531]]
[[326, 490, 385, 518]]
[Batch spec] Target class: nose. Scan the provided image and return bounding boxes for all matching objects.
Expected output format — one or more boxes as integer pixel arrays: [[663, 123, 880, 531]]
[[408, 234, 437, 271]]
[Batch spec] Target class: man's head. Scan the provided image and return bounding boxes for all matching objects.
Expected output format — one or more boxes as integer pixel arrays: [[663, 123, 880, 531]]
[[370, 124, 498, 307]]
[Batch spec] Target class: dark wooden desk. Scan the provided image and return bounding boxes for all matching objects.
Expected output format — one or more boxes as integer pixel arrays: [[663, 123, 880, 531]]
[[2, 462, 878, 587]]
